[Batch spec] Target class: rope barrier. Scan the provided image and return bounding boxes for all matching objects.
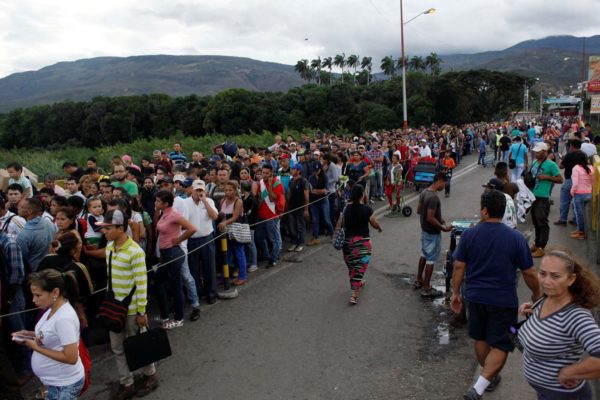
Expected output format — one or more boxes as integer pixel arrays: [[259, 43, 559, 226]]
[[0, 185, 342, 319]]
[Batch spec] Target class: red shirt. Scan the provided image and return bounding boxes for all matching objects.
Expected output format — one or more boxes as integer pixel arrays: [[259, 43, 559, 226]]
[[258, 178, 285, 220]]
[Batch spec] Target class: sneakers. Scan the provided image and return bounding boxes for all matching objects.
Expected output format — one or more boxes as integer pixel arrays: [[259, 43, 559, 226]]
[[287, 244, 297, 252], [113, 384, 136, 400], [135, 374, 159, 398], [248, 265, 258, 273], [189, 308, 201, 322], [553, 220, 567, 226], [485, 375, 502, 392], [307, 238, 320, 246], [294, 245, 304, 252], [463, 387, 482, 400], [531, 248, 545, 258], [162, 319, 184, 330], [420, 287, 443, 298]]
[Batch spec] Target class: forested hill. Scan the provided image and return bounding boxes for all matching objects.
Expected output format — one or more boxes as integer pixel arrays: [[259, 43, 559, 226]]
[[0, 55, 303, 112]]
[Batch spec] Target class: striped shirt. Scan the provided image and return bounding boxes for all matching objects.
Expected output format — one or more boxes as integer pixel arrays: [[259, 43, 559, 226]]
[[520, 300, 600, 393], [105, 237, 148, 315]]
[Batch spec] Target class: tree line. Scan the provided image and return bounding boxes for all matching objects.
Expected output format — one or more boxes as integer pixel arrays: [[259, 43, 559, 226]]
[[294, 53, 443, 85], [0, 69, 527, 149]]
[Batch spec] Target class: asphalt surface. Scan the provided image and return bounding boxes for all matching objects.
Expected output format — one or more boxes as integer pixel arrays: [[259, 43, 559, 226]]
[[23, 153, 545, 400]]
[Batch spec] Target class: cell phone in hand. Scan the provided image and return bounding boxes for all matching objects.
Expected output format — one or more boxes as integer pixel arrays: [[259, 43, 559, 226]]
[[12, 334, 35, 342]]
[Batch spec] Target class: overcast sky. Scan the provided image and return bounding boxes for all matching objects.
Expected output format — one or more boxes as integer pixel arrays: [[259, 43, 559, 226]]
[[1, 0, 599, 78]]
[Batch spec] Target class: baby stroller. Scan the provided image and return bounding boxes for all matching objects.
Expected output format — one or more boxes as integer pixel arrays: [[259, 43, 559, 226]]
[[444, 220, 478, 293]]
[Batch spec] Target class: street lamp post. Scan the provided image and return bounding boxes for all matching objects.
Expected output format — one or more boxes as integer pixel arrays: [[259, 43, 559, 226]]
[[400, 3, 435, 130]]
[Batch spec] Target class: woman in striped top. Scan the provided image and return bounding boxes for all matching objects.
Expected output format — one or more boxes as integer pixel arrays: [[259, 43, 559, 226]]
[[519, 250, 600, 399]]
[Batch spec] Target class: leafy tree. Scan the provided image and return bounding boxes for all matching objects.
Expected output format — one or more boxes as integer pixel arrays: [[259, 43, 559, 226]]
[[425, 52, 443, 76], [380, 56, 396, 77], [333, 53, 346, 82], [310, 57, 322, 85], [409, 56, 426, 72], [294, 59, 312, 83], [361, 56, 373, 85], [346, 54, 359, 85], [321, 57, 333, 85]]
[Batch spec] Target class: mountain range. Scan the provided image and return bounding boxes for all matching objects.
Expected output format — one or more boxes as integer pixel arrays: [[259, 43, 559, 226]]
[[0, 35, 598, 113]]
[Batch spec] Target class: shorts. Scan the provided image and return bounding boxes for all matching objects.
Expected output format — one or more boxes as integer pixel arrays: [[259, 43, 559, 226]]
[[420, 231, 441, 264], [467, 302, 518, 353]]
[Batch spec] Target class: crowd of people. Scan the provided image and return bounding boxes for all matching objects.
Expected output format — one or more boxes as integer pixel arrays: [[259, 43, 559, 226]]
[[0, 117, 598, 400]]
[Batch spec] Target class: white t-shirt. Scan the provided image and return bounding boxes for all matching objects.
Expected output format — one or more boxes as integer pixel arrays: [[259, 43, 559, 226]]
[[0, 211, 26, 237], [418, 145, 432, 158], [32, 302, 84, 386], [185, 197, 216, 238]]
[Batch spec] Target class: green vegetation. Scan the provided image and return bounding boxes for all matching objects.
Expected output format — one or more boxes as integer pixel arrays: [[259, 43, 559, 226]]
[[0, 69, 528, 160], [0, 131, 298, 177]]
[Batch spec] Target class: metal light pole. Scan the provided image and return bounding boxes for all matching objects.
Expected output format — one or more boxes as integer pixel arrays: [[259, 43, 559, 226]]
[[400, 4, 435, 130]]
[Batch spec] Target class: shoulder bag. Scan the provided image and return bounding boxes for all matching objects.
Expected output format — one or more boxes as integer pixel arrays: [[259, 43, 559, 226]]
[[507, 296, 545, 352], [98, 251, 136, 333], [226, 199, 252, 244], [522, 158, 546, 190], [333, 205, 347, 250], [508, 144, 522, 169]]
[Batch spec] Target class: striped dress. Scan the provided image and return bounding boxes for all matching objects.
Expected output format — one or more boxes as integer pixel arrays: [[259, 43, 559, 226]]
[[519, 300, 600, 394], [105, 237, 148, 315]]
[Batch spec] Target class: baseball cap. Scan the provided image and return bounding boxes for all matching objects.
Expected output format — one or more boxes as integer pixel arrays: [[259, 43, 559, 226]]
[[532, 142, 548, 152], [192, 179, 206, 191], [279, 153, 290, 159], [156, 177, 174, 185], [482, 178, 505, 191], [313, 150, 321, 155], [210, 155, 221, 162], [97, 209, 128, 227], [291, 163, 303, 172], [182, 178, 194, 188], [173, 174, 185, 183]]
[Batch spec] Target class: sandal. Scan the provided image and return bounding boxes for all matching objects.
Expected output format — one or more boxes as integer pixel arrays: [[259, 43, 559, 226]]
[[349, 290, 359, 305], [413, 280, 423, 289]]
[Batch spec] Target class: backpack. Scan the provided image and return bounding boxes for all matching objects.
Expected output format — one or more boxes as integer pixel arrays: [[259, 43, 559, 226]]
[[523, 159, 546, 190]]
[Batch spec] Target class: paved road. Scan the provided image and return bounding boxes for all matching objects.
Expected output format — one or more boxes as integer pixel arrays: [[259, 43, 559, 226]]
[[33, 153, 585, 400]]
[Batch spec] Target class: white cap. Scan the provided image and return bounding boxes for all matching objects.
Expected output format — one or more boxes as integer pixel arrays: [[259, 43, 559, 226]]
[[192, 179, 206, 190]]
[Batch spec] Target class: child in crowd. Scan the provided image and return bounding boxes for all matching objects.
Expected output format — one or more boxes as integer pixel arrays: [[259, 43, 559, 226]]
[[84, 197, 104, 249]]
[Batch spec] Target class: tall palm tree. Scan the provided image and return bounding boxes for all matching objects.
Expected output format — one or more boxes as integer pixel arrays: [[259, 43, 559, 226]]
[[361, 56, 372, 85], [346, 54, 359, 85], [396, 55, 409, 73], [294, 59, 311, 83], [322, 57, 333, 85], [409, 56, 426, 72], [380, 56, 396, 77], [334, 53, 346, 82], [425, 52, 443, 76], [310, 57, 322, 85]]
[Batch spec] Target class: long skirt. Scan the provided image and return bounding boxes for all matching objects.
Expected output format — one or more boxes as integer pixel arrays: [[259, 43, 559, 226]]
[[342, 236, 372, 292]]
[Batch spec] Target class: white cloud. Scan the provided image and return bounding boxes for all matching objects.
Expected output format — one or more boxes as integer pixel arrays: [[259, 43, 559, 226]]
[[0, 0, 598, 77]]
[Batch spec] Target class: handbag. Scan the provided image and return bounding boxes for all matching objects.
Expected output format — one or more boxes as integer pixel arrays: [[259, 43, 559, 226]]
[[226, 204, 252, 244], [333, 206, 347, 250], [123, 327, 172, 371], [227, 222, 251, 243], [98, 251, 136, 333], [508, 144, 522, 169]]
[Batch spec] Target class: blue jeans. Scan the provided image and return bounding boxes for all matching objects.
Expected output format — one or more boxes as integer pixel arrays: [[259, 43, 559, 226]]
[[5, 288, 31, 374], [573, 193, 592, 232], [157, 246, 184, 321], [559, 178, 573, 222], [421, 231, 442, 264], [188, 235, 217, 302], [478, 152, 486, 166], [501, 150, 509, 163], [180, 254, 199, 308], [46, 376, 85, 400], [226, 240, 247, 280], [255, 218, 282, 263], [310, 198, 334, 238], [511, 165, 525, 183], [244, 230, 258, 267]]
